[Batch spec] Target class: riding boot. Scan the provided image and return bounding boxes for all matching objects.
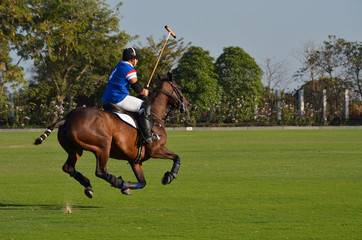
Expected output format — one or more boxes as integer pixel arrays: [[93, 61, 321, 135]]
[[138, 103, 161, 144]]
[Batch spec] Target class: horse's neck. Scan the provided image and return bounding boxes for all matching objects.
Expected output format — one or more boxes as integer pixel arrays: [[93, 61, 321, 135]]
[[150, 94, 168, 120]]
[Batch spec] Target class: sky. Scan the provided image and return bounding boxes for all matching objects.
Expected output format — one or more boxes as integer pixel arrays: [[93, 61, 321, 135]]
[[10, 0, 362, 92], [107, 0, 362, 89]]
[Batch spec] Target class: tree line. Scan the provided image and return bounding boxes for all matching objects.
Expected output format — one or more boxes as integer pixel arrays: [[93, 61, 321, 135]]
[[1, 0, 361, 127]]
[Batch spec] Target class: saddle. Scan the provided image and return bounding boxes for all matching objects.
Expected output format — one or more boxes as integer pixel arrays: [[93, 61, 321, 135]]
[[103, 103, 131, 115], [103, 103, 138, 128]]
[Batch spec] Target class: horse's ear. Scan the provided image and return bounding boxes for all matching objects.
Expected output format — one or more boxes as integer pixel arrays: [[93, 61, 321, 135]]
[[167, 72, 173, 81]]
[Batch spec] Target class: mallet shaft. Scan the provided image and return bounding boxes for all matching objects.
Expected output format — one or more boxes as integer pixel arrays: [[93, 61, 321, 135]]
[[147, 33, 170, 87], [147, 26, 177, 87]]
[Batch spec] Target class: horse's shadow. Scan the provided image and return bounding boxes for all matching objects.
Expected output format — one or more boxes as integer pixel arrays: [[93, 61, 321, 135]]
[[0, 203, 101, 211]]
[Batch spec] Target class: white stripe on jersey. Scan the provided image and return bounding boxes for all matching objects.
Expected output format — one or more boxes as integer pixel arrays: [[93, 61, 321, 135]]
[[126, 70, 137, 80]]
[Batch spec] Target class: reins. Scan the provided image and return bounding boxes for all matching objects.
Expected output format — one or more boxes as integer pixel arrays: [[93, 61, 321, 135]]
[[151, 80, 185, 124]]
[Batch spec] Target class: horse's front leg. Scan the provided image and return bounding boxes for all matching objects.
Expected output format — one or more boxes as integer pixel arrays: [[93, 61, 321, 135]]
[[161, 157, 181, 185], [95, 150, 146, 195], [119, 163, 147, 195], [151, 146, 181, 185], [94, 150, 130, 194]]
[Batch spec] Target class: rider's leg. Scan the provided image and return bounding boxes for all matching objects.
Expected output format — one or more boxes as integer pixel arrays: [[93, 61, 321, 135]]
[[138, 102, 161, 144], [116, 96, 161, 144], [116, 95, 143, 112]]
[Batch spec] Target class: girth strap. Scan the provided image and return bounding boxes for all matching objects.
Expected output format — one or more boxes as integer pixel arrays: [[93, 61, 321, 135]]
[[135, 130, 144, 164]]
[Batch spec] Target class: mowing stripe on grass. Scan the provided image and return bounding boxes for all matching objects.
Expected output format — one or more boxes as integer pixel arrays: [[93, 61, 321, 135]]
[[0, 130, 361, 239]]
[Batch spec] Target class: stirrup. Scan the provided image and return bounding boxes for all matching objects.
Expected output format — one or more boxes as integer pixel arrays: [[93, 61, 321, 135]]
[[152, 133, 161, 142], [145, 133, 162, 144]]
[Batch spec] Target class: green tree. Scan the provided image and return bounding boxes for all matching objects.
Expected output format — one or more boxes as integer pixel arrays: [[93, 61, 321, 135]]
[[296, 36, 361, 118], [344, 40, 362, 100], [301, 77, 346, 124], [172, 46, 221, 122], [0, 0, 28, 91], [215, 46, 263, 122], [136, 36, 190, 88], [315, 36, 347, 113], [0, 0, 29, 123], [18, 0, 131, 112]]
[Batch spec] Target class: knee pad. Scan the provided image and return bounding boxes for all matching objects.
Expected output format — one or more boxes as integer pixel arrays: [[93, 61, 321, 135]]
[[141, 102, 152, 117]]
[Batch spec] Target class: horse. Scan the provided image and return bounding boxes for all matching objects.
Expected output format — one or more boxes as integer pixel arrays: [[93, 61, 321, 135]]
[[34, 73, 189, 197]]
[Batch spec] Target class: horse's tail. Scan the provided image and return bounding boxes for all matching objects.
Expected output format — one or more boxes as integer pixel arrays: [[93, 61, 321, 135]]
[[34, 119, 66, 145]]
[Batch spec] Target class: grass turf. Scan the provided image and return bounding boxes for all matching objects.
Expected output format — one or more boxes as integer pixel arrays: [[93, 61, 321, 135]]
[[0, 129, 361, 239]]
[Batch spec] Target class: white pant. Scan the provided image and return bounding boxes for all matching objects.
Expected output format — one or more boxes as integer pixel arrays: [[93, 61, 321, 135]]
[[116, 95, 143, 113]]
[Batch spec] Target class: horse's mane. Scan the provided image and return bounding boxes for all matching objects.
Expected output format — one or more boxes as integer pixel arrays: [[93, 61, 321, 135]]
[[149, 78, 170, 99]]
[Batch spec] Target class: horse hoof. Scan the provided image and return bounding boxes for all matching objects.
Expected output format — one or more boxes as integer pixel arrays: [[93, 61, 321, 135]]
[[84, 187, 94, 198], [162, 172, 174, 185], [121, 188, 132, 195]]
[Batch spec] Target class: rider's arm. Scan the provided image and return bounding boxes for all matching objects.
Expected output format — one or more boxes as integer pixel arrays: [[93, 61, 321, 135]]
[[129, 77, 149, 96]]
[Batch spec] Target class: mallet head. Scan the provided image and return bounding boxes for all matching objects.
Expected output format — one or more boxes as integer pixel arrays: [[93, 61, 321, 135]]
[[165, 25, 176, 38]]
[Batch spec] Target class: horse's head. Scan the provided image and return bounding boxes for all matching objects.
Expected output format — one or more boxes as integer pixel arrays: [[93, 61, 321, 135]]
[[153, 72, 189, 113]]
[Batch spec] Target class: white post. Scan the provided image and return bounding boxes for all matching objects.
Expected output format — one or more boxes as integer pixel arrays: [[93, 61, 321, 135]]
[[276, 90, 281, 122], [9, 93, 14, 121], [322, 89, 327, 122], [344, 89, 349, 120], [298, 89, 304, 117], [253, 104, 258, 120]]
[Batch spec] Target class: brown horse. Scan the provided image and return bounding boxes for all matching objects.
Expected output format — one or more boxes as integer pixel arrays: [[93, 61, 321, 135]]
[[34, 73, 189, 197]]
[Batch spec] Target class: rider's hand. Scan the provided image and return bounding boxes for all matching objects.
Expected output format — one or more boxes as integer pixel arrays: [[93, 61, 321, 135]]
[[137, 89, 149, 100]]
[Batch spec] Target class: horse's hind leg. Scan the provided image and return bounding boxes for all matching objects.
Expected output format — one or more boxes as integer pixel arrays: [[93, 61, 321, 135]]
[[94, 150, 146, 195], [62, 151, 94, 198]]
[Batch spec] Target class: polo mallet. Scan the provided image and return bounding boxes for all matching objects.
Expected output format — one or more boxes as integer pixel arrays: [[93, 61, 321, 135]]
[[146, 25, 176, 88]]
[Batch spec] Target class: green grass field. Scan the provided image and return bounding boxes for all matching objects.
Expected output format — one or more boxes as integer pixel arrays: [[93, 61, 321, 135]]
[[0, 129, 361, 239]]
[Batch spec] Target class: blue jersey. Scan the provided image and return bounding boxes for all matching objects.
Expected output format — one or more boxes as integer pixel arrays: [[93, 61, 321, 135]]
[[102, 61, 137, 104]]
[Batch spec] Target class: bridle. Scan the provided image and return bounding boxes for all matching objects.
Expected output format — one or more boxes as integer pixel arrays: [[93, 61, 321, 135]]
[[152, 80, 187, 123]]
